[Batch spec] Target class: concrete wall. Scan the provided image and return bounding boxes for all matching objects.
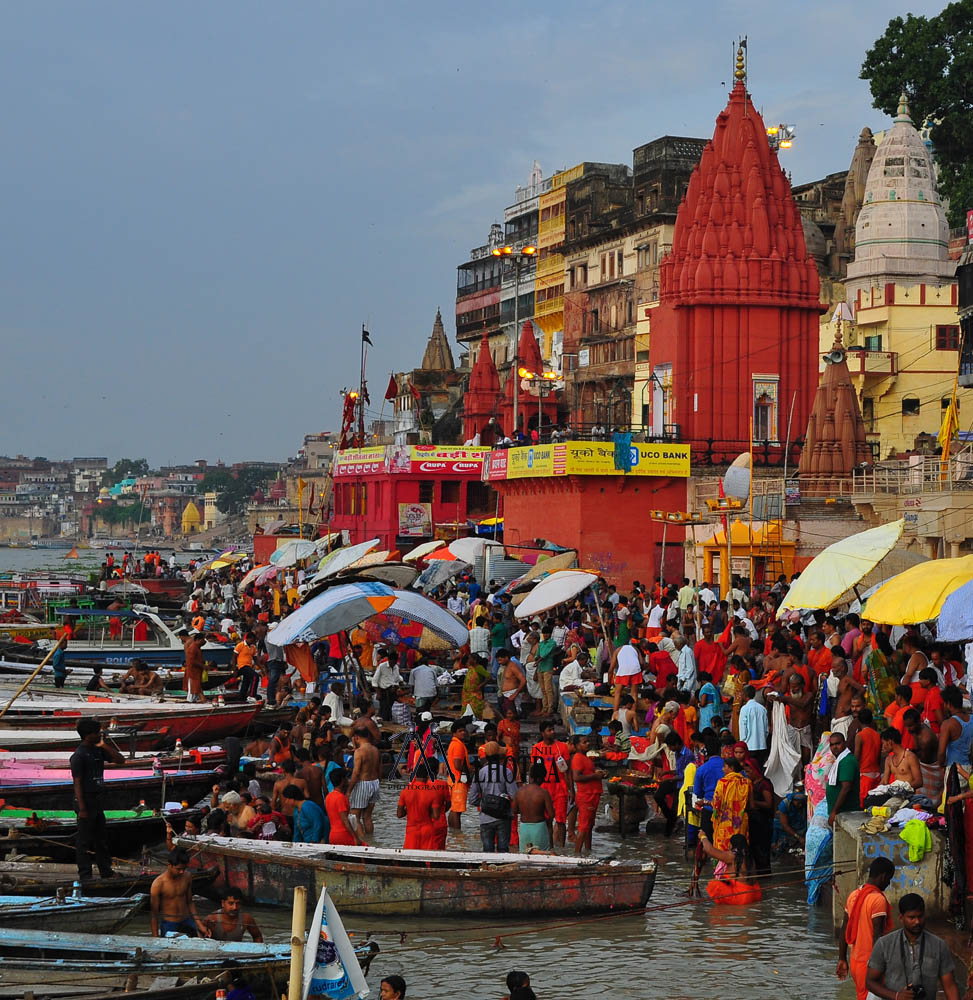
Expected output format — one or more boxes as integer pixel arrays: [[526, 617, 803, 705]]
[[833, 812, 947, 925]]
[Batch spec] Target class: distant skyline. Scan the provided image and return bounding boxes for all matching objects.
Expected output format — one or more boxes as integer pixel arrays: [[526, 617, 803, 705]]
[[0, 1, 944, 466]]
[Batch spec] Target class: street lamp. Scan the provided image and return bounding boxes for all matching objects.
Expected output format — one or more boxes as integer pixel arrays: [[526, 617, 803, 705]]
[[518, 366, 559, 438], [766, 124, 796, 151], [492, 244, 537, 436]]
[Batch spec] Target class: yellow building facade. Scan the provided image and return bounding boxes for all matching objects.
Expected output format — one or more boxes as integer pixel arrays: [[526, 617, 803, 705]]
[[535, 164, 583, 360], [181, 500, 201, 535]]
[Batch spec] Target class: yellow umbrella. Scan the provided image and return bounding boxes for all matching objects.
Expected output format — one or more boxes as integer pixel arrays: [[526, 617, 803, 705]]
[[864, 554, 973, 625], [778, 519, 904, 614]]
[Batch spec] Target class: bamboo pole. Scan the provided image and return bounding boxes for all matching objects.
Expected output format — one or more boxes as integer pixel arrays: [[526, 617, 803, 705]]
[[0, 641, 60, 721], [286, 884, 307, 1000]]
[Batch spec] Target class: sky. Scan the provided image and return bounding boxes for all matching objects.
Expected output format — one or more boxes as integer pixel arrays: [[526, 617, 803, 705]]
[[0, 0, 945, 467]]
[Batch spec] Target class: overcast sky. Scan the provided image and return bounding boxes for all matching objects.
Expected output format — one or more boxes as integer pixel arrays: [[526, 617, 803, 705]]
[[0, 1, 942, 467]]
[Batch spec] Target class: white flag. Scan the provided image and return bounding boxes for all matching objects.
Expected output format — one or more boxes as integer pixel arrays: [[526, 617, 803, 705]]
[[303, 887, 369, 999]]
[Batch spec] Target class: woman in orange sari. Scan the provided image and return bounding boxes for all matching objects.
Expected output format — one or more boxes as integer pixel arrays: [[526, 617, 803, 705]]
[[711, 757, 752, 850]]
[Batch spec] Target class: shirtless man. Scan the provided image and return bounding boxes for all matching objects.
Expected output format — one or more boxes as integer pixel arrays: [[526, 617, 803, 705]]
[[900, 635, 929, 686], [720, 625, 751, 661], [297, 749, 325, 807], [901, 708, 944, 802], [845, 694, 866, 750], [496, 649, 526, 716], [150, 848, 209, 937], [769, 673, 815, 764], [512, 761, 555, 852], [830, 657, 865, 737], [122, 662, 164, 696], [880, 728, 922, 789], [203, 888, 263, 942], [271, 759, 308, 812], [351, 700, 383, 745], [347, 730, 382, 838]]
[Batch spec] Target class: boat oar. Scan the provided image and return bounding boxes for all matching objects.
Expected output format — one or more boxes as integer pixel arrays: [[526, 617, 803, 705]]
[[0, 642, 60, 721]]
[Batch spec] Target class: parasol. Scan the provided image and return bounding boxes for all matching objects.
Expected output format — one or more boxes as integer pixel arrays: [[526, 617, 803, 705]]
[[514, 570, 599, 619], [402, 540, 446, 563], [269, 539, 318, 568], [313, 539, 380, 582], [447, 537, 503, 564], [864, 554, 973, 625], [337, 563, 419, 589], [414, 559, 467, 592], [777, 519, 904, 614], [237, 564, 273, 592], [384, 589, 470, 647], [267, 582, 396, 646], [936, 579, 973, 642]]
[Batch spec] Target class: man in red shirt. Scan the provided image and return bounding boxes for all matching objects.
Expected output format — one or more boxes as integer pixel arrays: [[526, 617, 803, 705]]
[[919, 668, 945, 734], [646, 643, 676, 690], [570, 734, 605, 856], [396, 756, 445, 850], [530, 720, 573, 849], [325, 768, 364, 846], [693, 625, 726, 686]]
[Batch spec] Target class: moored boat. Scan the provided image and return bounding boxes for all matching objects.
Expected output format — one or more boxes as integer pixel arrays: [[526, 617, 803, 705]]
[[0, 928, 289, 989], [179, 835, 657, 917], [0, 892, 147, 933], [0, 859, 219, 897]]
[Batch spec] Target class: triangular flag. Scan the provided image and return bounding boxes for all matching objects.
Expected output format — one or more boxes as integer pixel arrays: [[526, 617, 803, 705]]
[[303, 887, 369, 999], [384, 373, 398, 401]]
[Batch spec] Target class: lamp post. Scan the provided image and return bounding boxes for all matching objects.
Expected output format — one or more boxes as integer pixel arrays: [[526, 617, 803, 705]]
[[765, 124, 796, 152], [492, 244, 537, 436], [518, 366, 560, 439]]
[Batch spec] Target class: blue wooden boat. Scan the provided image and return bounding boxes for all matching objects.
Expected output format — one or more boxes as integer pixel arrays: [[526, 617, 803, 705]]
[[0, 892, 147, 933]]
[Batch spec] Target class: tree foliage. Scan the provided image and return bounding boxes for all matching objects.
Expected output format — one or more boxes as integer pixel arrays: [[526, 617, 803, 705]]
[[101, 458, 150, 487], [201, 466, 277, 515], [861, 0, 973, 227]]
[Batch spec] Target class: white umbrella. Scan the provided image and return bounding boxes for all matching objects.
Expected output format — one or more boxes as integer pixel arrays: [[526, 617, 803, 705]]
[[448, 537, 502, 564], [403, 540, 446, 563], [313, 539, 380, 583], [269, 539, 317, 568], [515, 570, 599, 619], [314, 533, 340, 556], [237, 563, 273, 592], [267, 582, 396, 646]]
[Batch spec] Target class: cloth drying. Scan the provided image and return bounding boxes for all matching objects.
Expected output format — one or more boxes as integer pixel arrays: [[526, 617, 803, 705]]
[[766, 700, 801, 798], [899, 818, 932, 861], [889, 808, 933, 827]]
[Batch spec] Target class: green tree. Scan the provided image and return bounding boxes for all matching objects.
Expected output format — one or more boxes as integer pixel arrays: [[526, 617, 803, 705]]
[[201, 466, 276, 516], [861, 1, 973, 228], [101, 458, 150, 487]]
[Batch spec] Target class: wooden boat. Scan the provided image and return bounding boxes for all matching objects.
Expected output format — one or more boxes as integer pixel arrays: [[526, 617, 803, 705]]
[[0, 928, 289, 990], [0, 726, 168, 753], [0, 657, 233, 693], [0, 859, 220, 898], [44, 608, 232, 668], [0, 701, 263, 747], [180, 835, 657, 917], [0, 892, 147, 932], [0, 746, 228, 771], [0, 768, 219, 812], [0, 806, 203, 861]]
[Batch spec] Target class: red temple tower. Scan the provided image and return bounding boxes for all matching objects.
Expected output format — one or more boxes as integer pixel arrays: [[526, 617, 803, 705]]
[[649, 52, 823, 463], [500, 320, 559, 436], [462, 330, 501, 444]]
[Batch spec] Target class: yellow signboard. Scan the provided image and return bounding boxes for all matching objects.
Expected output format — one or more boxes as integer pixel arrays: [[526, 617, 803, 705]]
[[563, 442, 690, 478], [505, 445, 556, 479], [486, 442, 691, 481]]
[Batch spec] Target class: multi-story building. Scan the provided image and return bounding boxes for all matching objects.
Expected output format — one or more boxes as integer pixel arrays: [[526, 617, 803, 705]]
[[455, 224, 505, 369], [559, 142, 706, 432], [840, 94, 959, 458]]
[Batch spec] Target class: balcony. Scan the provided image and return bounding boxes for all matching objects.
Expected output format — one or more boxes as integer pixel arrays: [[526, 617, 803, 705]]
[[845, 349, 897, 377], [535, 295, 563, 318], [852, 455, 973, 496]]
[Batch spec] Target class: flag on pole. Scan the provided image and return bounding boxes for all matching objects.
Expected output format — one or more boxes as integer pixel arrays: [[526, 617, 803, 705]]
[[362, 326, 373, 346], [384, 373, 398, 401], [409, 381, 421, 403], [306, 482, 316, 516], [303, 887, 369, 999], [938, 389, 959, 456], [297, 478, 307, 503]]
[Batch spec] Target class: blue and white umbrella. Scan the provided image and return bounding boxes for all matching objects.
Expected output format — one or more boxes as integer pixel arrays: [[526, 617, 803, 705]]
[[937, 578, 973, 642], [268, 582, 396, 646]]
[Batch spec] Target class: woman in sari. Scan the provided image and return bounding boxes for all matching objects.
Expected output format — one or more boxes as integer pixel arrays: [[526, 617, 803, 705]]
[[699, 831, 763, 905], [460, 652, 490, 718], [863, 629, 897, 716], [711, 756, 752, 850]]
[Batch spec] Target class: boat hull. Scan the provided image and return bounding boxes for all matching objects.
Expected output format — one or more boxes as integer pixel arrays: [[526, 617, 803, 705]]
[[0, 860, 220, 898], [0, 771, 219, 812], [0, 893, 146, 933], [192, 842, 656, 917]]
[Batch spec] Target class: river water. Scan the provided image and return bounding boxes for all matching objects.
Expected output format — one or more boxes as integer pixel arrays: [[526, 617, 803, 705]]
[[125, 797, 851, 1000], [3, 547, 850, 998]]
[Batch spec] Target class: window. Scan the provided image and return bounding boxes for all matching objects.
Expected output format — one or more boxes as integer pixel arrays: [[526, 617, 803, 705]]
[[617, 250, 624, 277], [864, 335, 883, 351], [942, 397, 960, 412], [902, 398, 920, 416], [752, 376, 780, 444], [627, 300, 634, 324], [936, 325, 959, 350], [418, 480, 434, 503], [441, 480, 460, 504], [609, 253, 615, 280], [591, 308, 600, 333]]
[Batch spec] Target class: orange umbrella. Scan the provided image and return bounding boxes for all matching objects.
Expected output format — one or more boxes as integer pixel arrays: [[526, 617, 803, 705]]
[[425, 548, 457, 561]]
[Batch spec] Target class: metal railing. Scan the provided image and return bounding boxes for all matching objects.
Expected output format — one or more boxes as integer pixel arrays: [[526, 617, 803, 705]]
[[852, 452, 973, 495]]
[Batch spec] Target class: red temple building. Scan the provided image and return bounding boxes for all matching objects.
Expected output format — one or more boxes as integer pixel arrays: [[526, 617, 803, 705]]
[[463, 330, 501, 445], [648, 52, 824, 465], [499, 321, 559, 438]]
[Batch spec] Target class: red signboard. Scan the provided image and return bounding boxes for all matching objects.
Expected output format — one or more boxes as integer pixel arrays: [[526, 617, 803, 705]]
[[968, 208, 973, 244]]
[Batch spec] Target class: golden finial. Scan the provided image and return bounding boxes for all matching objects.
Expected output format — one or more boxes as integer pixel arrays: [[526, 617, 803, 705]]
[[734, 44, 746, 82]]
